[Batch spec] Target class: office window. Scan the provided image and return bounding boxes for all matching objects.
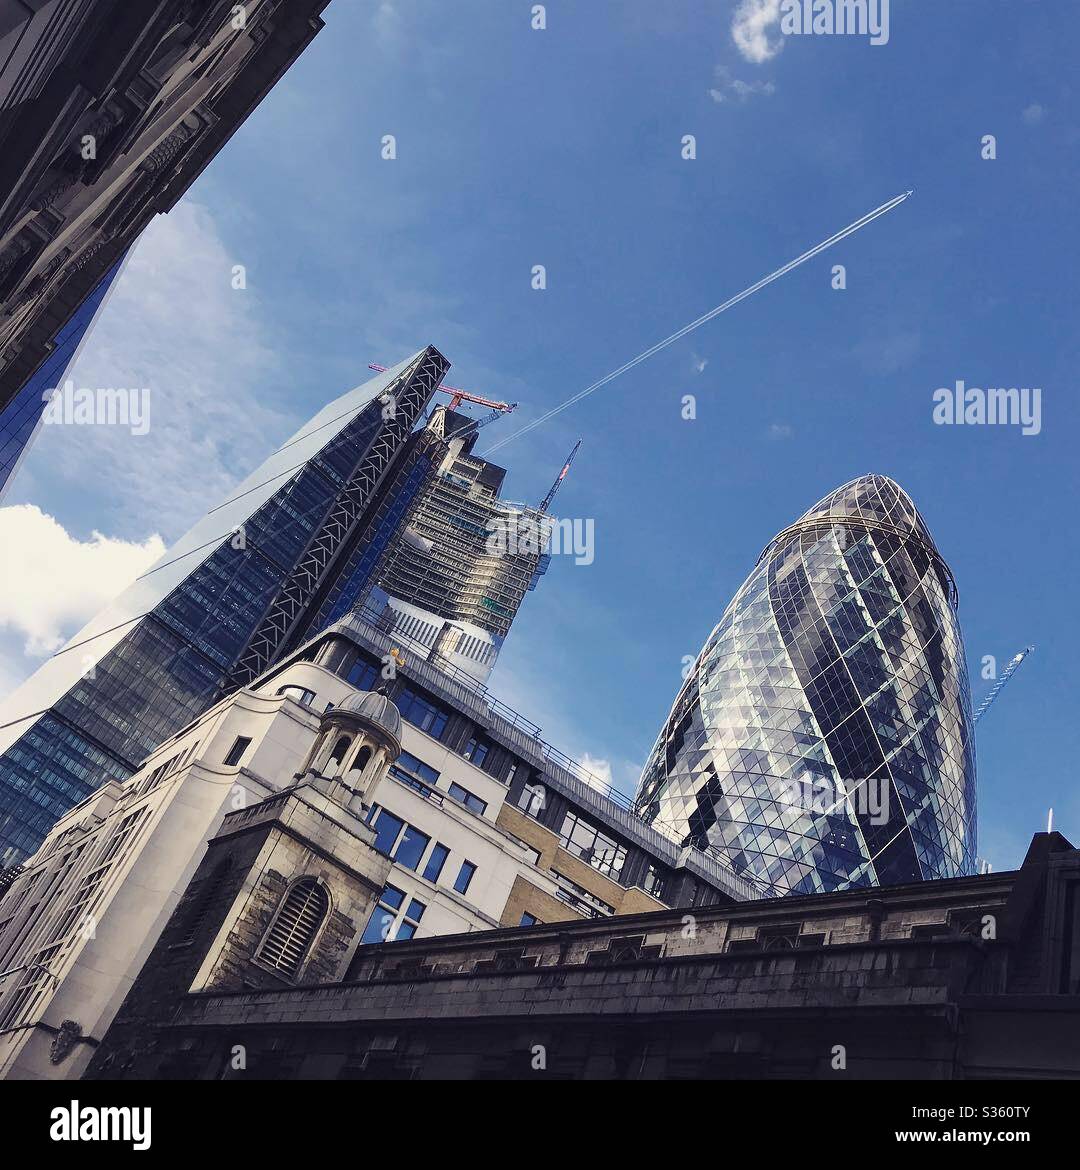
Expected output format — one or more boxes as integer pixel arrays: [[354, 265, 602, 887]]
[[551, 871, 615, 918], [559, 811, 627, 880], [394, 825, 431, 872], [506, 762, 519, 787], [370, 809, 405, 856], [276, 685, 315, 706], [447, 782, 487, 816], [463, 736, 491, 768], [520, 912, 540, 927], [516, 782, 545, 818], [346, 659, 379, 691], [423, 842, 450, 883], [223, 736, 251, 767], [453, 860, 477, 895], [398, 686, 450, 740], [389, 750, 441, 794], [395, 897, 426, 941], [643, 864, 667, 900], [361, 884, 406, 944]]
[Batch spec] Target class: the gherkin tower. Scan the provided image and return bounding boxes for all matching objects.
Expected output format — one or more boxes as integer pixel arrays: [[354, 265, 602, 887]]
[[635, 475, 976, 897]]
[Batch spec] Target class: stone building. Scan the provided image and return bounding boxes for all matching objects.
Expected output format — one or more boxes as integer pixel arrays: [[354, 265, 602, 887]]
[[0, 611, 750, 1079], [0, 647, 372, 1079], [0, 0, 329, 411], [93, 831, 1080, 1080]]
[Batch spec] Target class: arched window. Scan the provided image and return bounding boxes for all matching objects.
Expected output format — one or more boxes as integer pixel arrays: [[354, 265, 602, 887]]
[[762, 933, 795, 952], [329, 736, 352, 765], [353, 745, 373, 773], [256, 877, 329, 978]]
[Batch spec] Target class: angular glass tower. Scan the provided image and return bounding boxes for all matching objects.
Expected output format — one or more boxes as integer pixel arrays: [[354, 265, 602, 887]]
[[0, 253, 126, 502], [0, 348, 448, 865], [635, 475, 976, 897]]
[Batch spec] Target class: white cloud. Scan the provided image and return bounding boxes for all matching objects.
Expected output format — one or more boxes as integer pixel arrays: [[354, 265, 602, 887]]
[[18, 199, 289, 540], [373, 2, 403, 52], [731, 0, 785, 64], [709, 65, 776, 103], [1022, 102, 1046, 125], [766, 423, 794, 440], [579, 753, 614, 793], [0, 504, 164, 657], [692, 353, 709, 374]]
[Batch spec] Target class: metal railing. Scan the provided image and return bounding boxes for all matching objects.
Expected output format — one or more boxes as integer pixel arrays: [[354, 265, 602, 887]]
[[333, 607, 769, 902]]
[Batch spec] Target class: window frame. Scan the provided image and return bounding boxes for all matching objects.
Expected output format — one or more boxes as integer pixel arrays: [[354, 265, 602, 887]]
[[558, 810, 627, 880], [223, 736, 252, 767], [253, 875, 331, 981], [398, 686, 450, 740], [453, 860, 477, 896], [447, 782, 487, 816], [422, 842, 451, 883]]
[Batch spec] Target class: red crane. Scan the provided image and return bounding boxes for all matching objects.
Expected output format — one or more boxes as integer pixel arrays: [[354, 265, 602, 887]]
[[367, 364, 516, 414], [539, 439, 581, 513]]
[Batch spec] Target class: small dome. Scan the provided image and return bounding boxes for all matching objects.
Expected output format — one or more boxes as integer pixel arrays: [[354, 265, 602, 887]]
[[327, 687, 402, 756]]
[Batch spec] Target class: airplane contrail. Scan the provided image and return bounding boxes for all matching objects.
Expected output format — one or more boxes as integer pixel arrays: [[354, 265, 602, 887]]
[[483, 189, 914, 457]]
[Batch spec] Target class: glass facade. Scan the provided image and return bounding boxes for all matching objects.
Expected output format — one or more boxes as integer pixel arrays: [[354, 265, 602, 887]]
[[0, 349, 449, 866], [635, 475, 976, 897], [0, 253, 126, 501]]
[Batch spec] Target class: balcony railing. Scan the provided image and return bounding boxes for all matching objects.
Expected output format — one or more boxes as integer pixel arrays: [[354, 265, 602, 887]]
[[333, 605, 769, 903]]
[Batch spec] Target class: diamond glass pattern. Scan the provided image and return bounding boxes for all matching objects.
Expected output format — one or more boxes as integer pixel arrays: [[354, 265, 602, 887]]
[[635, 475, 976, 897]]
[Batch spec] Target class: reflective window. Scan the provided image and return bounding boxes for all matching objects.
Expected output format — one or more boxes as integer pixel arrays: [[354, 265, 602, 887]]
[[346, 660, 379, 691], [643, 864, 666, 900], [361, 883, 406, 944], [453, 860, 477, 895], [370, 809, 405, 856], [447, 782, 487, 816], [559, 811, 626, 880], [389, 750, 440, 789], [394, 825, 431, 871], [516, 782, 545, 819], [276, 685, 316, 706], [397, 687, 449, 740], [223, 736, 251, 767], [422, 843, 450, 883], [463, 736, 491, 768]]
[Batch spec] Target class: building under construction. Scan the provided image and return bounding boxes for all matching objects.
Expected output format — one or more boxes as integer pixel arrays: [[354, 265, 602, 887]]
[[365, 404, 555, 684]]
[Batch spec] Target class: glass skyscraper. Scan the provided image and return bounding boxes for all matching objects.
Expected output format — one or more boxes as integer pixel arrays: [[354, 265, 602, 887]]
[[0, 254, 126, 502], [635, 475, 976, 897], [0, 348, 449, 865]]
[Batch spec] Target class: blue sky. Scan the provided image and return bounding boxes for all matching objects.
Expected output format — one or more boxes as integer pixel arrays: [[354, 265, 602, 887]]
[[2, 0, 1077, 871]]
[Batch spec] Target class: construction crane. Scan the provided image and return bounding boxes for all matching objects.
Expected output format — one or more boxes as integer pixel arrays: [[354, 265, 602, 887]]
[[973, 645, 1035, 726], [448, 403, 510, 441], [367, 363, 517, 414], [538, 439, 581, 513]]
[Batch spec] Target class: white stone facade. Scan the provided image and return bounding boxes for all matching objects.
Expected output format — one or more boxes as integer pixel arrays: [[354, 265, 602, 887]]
[[0, 656, 579, 1079]]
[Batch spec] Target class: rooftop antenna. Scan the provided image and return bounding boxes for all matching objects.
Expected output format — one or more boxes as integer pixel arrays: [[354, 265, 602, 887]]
[[1048, 808, 1054, 833], [539, 439, 582, 513], [972, 645, 1035, 726]]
